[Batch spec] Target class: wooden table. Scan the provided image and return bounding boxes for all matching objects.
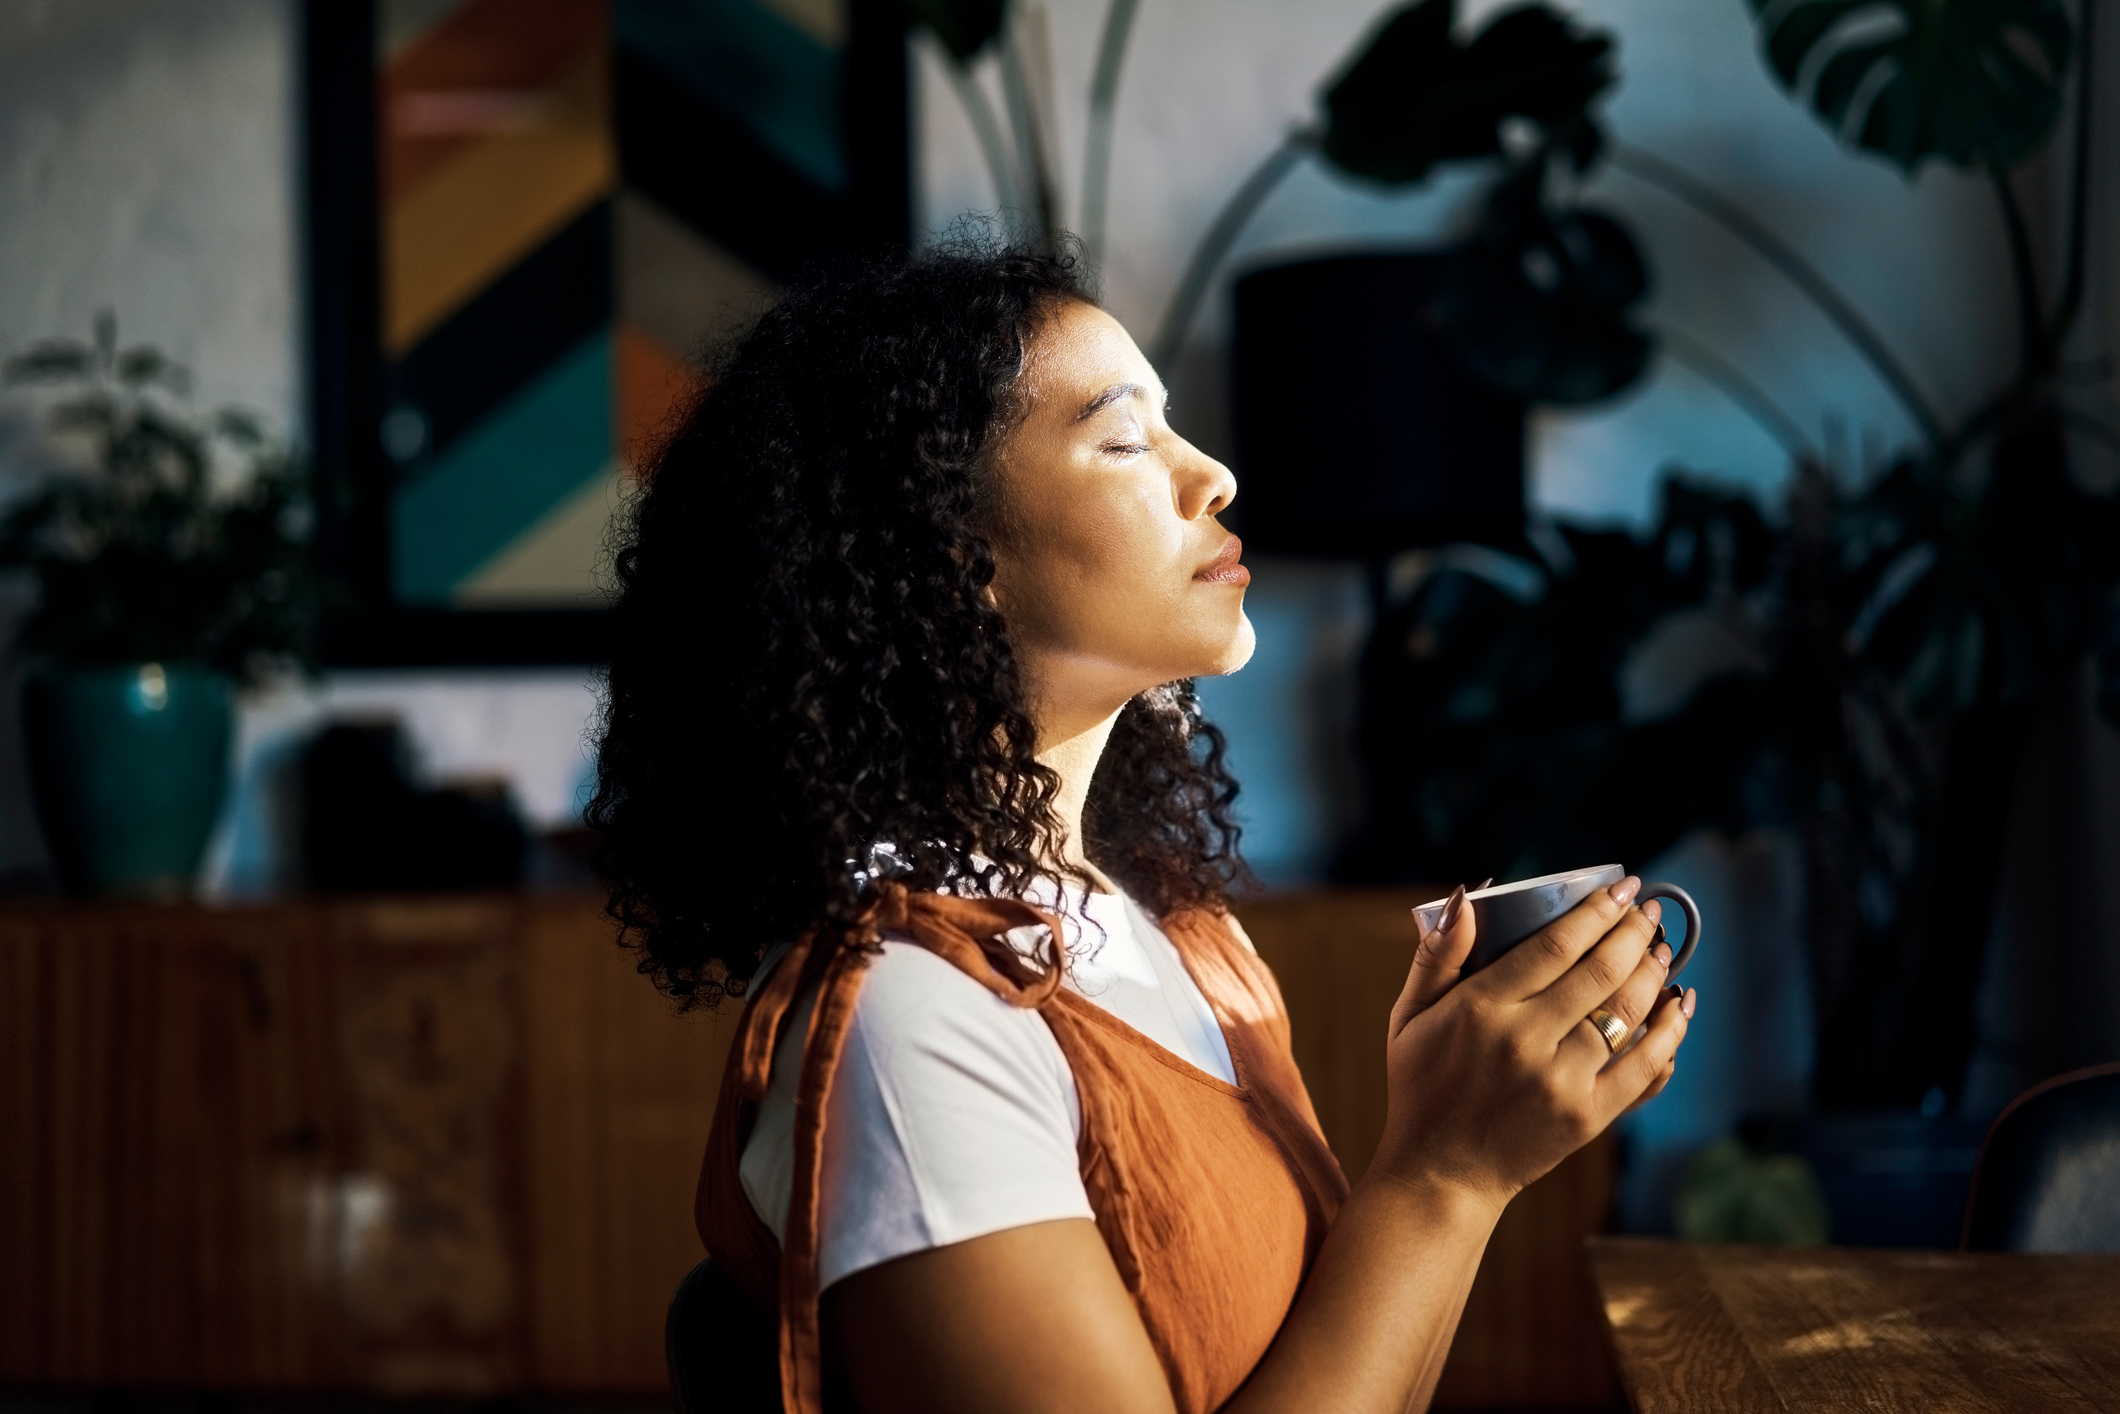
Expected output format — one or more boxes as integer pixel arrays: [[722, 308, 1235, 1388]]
[[1589, 1237, 2120, 1412]]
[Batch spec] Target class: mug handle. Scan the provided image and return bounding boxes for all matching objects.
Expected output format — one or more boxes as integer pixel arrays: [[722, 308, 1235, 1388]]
[[1638, 881, 1702, 980]]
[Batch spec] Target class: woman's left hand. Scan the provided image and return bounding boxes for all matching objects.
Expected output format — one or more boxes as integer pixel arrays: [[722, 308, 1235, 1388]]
[[1392, 885, 1681, 1111]]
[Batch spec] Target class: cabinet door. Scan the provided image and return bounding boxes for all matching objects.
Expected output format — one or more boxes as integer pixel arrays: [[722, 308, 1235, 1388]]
[[1, 896, 740, 1397], [520, 894, 738, 1390], [0, 904, 339, 1387], [313, 896, 534, 1394]]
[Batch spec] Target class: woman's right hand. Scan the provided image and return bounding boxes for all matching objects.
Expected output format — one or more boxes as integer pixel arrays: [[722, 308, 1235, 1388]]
[[1370, 876, 1693, 1210]]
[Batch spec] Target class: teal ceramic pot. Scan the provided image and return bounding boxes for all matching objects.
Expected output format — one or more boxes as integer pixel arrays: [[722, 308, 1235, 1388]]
[[24, 663, 235, 897]]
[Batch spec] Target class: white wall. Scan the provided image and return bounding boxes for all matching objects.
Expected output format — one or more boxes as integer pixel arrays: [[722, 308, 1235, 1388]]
[[0, 0, 302, 430]]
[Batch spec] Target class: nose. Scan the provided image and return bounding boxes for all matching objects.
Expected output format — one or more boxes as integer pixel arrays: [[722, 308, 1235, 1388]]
[[1173, 439, 1237, 521]]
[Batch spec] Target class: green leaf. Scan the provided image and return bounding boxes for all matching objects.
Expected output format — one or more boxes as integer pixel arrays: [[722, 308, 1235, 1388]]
[[117, 345, 190, 395], [215, 407, 267, 448], [3, 342, 93, 384], [1321, 0, 1614, 186], [900, 0, 1005, 62], [47, 394, 118, 434], [1747, 0, 2072, 172]]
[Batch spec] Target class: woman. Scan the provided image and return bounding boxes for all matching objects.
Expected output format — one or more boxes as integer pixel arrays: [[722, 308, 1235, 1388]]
[[591, 244, 1692, 1414]]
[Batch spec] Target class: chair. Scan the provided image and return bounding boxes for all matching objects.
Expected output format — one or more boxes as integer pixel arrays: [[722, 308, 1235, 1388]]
[[667, 1258, 782, 1414], [1962, 1062, 2120, 1252]]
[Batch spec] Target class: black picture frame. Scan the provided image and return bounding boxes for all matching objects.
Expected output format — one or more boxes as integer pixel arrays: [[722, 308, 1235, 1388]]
[[301, 0, 909, 667]]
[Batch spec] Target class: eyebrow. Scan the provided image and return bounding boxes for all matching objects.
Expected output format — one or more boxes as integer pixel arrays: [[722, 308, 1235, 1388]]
[[1075, 381, 1162, 422]]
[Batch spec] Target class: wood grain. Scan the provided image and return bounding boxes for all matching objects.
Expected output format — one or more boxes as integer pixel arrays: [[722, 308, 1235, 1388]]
[[0, 904, 341, 1387], [1589, 1239, 1783, 1413], [1242, 888, 1623, 1410], [520, 894, 740, 1390], [1591, 1238, 2120, 1412], [0, 895, 727, 1396]]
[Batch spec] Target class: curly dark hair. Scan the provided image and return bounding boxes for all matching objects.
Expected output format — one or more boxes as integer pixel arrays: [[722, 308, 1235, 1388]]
[[588, 242, 1252, 1007]]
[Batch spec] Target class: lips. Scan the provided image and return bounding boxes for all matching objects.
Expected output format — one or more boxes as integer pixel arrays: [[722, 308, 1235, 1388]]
[[1194, 534, 1250, 586]]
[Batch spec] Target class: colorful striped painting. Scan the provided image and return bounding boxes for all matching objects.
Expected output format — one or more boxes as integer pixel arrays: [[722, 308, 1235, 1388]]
[[375, 0, 847, 608]]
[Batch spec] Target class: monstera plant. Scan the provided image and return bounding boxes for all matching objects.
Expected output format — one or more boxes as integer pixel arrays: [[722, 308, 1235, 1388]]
[[1157, 0, 1651, 405], [1737, 0, 2114, 1111], [907, 0, 1654, 408], [1352, 0, 2119, 1115]]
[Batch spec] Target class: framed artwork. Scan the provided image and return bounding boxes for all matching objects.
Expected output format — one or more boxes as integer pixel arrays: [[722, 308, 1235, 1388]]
[[304, 0, 908, 664]]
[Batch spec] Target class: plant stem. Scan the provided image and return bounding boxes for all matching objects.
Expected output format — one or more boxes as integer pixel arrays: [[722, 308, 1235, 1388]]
[[944, 58, 1022, 217], [1988, 161, 2047, 376], [999, 24, 1059, 242], [1653, 325, 1816, 458], [1609, 142, 1946, 458], [1080, 0, 1142, 269], [1149, 129, 1315, 372], [2048, 0, 2096, 355]]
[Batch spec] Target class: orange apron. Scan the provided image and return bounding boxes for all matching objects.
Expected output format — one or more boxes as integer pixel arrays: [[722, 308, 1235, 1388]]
[[695, 885, 1349, 1413]]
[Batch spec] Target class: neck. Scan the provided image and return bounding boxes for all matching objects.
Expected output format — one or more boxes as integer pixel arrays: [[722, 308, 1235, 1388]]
[[1037, 705, 1123, 887]]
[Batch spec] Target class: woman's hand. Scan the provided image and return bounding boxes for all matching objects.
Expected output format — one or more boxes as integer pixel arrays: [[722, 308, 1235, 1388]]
[[1372, 876, 1693, 1209]]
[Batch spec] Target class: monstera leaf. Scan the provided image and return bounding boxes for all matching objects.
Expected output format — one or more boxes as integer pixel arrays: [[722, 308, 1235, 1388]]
[[1424, 163, 1652, 404], [1748, 0, 2073, 172], [900, 0, 1006, 62], [1322, 0, 1615, 185], [1834, 441, 2120, 719]]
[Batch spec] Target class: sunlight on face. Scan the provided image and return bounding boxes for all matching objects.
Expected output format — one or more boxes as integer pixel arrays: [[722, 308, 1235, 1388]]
[[986, 301, 1255, 734]]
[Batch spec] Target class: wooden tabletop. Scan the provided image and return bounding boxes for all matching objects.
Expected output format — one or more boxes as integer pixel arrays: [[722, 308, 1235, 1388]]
[[1588, 1237, 2120, 1412]]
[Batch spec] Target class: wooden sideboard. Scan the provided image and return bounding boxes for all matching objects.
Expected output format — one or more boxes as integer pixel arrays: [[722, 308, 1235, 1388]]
[[0, 893, 736, 1394], [1, 889, 1616, 1407]]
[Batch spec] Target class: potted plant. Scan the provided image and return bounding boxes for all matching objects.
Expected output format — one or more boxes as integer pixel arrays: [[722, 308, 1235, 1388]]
[[0, 314, 317, 897]]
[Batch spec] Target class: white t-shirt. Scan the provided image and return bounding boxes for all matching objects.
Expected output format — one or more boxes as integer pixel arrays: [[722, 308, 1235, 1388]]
[[738, 886, 1237, 1290]]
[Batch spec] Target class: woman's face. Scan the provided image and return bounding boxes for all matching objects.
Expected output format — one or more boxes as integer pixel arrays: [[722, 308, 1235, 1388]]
[[986, 300, 1254, 736]]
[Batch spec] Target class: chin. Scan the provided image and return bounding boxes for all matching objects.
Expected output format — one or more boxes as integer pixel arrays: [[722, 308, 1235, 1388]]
[[1201, 610, 1257, 677]]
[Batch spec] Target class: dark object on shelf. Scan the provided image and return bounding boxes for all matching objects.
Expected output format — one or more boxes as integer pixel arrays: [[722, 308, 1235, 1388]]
[[528, 823, 602, 889], [1231, 253, 1524, 556], [23, 663, 234, 898], [667, 1258, 780, 1414], [300, 719, 527, 890], [1963, 1063, 2120, 1252]]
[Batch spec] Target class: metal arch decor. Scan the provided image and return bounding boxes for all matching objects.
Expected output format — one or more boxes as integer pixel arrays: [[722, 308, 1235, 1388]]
[[304, 0, 909, 664]]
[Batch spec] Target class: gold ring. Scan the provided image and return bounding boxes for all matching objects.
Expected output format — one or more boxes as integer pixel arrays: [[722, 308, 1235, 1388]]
[[1586, 1008, 1630, 1053]]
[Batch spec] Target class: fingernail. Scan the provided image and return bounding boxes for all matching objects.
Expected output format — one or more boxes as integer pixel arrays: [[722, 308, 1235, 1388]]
[[1439, 884, 1468, 933], [1475, 878, 1494, 891], [1682, 987, 1696, 1019], [1609, 875, 1640, 907], [1641, 898, 1662, 925], [1655, 941, 1673, 971]]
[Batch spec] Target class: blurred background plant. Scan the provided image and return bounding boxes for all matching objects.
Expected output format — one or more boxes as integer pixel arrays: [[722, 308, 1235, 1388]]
[[912, 0, 2120, 1119], [1674, 1115, 1832, 1245], [0, 311, 319, 683], [907, 0, 1657, 407], [1350, 0, 2120, 1117]]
